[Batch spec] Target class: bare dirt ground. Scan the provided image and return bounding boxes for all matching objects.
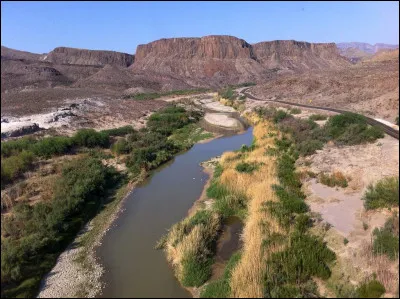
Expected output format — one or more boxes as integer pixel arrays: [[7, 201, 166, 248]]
[[298, 135, 399, 296], [250, 61, 399, 122], [1, 91, 167, 138]]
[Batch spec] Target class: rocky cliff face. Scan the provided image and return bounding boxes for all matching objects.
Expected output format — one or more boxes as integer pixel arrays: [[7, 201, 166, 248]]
[[131, 36, 350, 87], [2, 36, 353, 93], [253, 40, 349, 70], [43, 47, 134, 67], [131, 36, 263, 87]]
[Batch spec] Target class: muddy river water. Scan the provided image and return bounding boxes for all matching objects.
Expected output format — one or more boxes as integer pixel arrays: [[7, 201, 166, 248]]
[[97, 127, 253, 298]]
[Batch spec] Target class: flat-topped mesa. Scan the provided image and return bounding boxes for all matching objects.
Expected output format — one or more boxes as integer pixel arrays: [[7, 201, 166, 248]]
[[43, 47, 135, 67], [131, 36, 350, 87], [252, 40, 348, 70], [134, 35, 256, 61]]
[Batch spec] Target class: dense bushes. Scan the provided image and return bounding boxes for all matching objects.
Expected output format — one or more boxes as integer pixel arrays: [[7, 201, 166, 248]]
[[125, 105, 203, 174], [1, 151, 34, 187], [1, 156, 122, 298], [255, 108, 384, 156], [264, 234, 335, 297], [324, 112, 384, 145], [1, 128, 115, 188], [72, 129, 110, 148], [31, 136, 73, 158], [362, 177, 399, 210], [356, 279, 386, 298], [1, 136, 37, 158]]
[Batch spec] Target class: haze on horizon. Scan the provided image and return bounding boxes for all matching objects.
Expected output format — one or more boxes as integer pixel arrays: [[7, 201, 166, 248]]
[[1, 1, 399, 54]]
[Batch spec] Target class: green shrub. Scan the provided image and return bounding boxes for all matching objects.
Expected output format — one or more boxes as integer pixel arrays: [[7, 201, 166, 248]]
[[188, 210, 213, 228], [273, 110, 290, 123], [72, 129, 109, 148], [309, 114, 327, 121], [319, 172, 348, 188], [111, 139, 129, 155], [363, 222, 369, 231], [264, 234, 335, 297], [218, 87, 236, 100], [343, 238, 349, 245], [1, 136, 37, 158], [235, 162, 260, 173], [396, 116, 399, 125], [324, 113, 384, 145], [31, 136, 72, 158], [1, 156, 122, 298], [296, 139, 324, 156], [101, 125, 134, 137], [362, 177, 399, 210], [372, 223, 399, 260], [181, 255, 213, 287], [289, 108, 302, 114], [214, 192, 247, 219], [1, 150, 34, 187], [295, 214, 312, 233], [207, 181, 230, 200], [264, 146, 279, 156], [356, 279, 385, 298], [274, 136, 292, 152], [200, 280, 229, 298]]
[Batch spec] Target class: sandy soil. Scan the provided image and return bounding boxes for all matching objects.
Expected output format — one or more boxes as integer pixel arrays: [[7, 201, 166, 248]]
[[204, 113, 242, 129], [301, 134, 399, 295], [204, 101, 236, 113]]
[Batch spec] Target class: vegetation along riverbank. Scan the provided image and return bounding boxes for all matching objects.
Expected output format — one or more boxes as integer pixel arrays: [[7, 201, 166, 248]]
[[157, 99, 395, 297], [1, 104, 214, 298]]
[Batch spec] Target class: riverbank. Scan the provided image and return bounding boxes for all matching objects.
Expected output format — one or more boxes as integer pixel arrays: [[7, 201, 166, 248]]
[[37, 176, 140, 298], [37, 128, 219, 298]]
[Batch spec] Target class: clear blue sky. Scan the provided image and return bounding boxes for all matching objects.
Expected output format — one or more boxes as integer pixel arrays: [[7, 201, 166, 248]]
[[1, 1, 399, 54]]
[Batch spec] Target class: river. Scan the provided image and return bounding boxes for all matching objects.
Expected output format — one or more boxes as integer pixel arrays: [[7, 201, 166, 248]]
[[96, 127, 253, 298]]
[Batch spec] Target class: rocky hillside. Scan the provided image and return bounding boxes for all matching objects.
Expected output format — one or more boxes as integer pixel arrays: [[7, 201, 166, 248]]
[[42, 47, 134, 67], [251, 57, 399, 122], [131, 36, 349, 87], [363, 48, 399, 63], [1, 45, 43, 61], [2, 36, 350, 94]]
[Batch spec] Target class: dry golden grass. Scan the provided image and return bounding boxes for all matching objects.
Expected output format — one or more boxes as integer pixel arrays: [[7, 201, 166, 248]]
[[218, 119, 285, 298], [164, 211, 220, 282]]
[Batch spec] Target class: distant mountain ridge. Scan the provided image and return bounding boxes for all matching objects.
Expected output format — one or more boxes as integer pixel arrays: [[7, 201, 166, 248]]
[[336, 42, 398, 63]]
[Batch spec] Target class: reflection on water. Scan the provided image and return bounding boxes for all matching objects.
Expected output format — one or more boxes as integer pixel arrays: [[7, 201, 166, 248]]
[[97, 128, 253, 298]]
